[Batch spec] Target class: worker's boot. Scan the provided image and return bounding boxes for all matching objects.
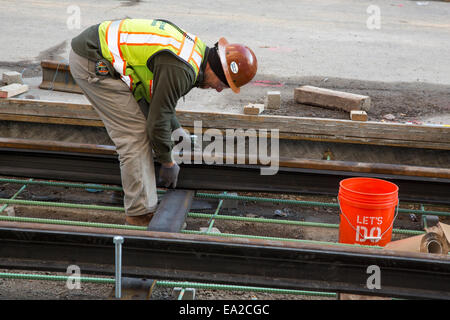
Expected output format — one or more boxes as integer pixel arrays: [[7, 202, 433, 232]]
[[125, 212, 154, 226]]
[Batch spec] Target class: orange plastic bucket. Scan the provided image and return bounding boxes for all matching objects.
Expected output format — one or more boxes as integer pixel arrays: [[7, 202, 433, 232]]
[[338, 177, 399, 246]]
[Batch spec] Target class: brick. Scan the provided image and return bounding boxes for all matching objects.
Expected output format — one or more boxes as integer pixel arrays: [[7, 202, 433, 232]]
[[265, 91, 281, 109], [350, 110, 368, 121], [244, 103, 264, 115]]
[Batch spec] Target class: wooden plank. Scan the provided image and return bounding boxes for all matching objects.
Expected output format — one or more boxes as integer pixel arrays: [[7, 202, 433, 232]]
[[350, 110, 368, 121], [0, 113, 104, 127], [294, 85, 371, 112], [181, 127, 450, 150], [0, 98, 99, 119], [243, 103, 264, 115], [178, 110, 449, 144], [0, 98, 448, 150], [0, 84, 29, 98], [0, 137, 116, 155], [275, 132, 450, 150]]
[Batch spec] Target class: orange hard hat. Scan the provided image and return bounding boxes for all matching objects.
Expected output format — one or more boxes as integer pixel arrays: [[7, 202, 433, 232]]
[[217, 37, 257, 93]]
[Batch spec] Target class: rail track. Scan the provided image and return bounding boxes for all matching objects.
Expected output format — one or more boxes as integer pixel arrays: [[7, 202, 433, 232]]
[[0, 138, 449, 204], [0, 220, 449, 300], [0, 139, 449, 299], [0, 96, 449, 299]]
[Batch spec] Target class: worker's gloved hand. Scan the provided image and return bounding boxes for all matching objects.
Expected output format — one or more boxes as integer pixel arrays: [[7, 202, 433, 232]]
[[159, 162, 180, 188]]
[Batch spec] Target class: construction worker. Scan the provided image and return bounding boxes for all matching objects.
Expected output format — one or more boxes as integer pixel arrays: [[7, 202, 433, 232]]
[[69, 18, 257, 226]]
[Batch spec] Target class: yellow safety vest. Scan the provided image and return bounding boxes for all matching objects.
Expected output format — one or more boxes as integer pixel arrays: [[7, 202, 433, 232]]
[[98, 19, 207, 102]]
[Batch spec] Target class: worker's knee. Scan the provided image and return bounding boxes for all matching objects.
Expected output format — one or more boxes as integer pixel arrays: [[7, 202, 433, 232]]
[[115, 137, 151, 163]]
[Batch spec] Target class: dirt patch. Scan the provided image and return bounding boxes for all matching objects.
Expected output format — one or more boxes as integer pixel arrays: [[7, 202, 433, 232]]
[[249, 76, 450, 123]]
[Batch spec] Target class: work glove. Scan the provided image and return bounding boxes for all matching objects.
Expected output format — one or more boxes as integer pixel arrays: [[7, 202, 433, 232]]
[[158, 162, 180, 188]]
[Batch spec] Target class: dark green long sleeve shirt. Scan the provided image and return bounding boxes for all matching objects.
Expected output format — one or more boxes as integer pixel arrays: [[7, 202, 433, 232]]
[[71, 24, 195, 163]]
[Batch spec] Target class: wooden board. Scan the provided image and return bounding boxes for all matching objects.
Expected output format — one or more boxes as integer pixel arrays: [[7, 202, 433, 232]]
[[0, 98, 449, 150], [0, 84, 29, 98], [243, 103, 264, 115], [350, 110, 368, 121], [178, 110, 450, 148], [294, 85, 371, 112]]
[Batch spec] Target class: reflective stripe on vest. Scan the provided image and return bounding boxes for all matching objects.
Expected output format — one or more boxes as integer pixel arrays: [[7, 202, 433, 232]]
[[105, 20, 133, 89], [118, 32, 202, 71], [100, 19, 204, 95]]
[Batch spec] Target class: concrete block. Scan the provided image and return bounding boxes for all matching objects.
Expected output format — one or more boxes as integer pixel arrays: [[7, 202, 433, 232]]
[[265, 91, 281, 109], [173, 287, 196, 300], [2, 71, 23, 85], [244, 103, 264, 115], [350, 110, 368, 121]]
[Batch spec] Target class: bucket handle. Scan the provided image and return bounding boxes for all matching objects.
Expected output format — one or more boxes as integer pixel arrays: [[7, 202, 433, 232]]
[[338, 197, 399, 242]]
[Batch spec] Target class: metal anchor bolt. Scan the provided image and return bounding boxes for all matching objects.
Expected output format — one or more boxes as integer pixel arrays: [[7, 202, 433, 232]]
[[113, 236, 124, 299]]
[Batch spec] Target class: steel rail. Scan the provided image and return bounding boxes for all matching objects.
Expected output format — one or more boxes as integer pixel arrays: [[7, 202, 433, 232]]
[[39, 60, 82, 94], [0, 137, 449, 179], [0, 145, 449, 204], [0, 221, 449, 299]]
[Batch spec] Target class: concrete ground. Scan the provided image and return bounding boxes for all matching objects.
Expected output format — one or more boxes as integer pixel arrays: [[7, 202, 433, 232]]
[[0, 0, 449, 120]]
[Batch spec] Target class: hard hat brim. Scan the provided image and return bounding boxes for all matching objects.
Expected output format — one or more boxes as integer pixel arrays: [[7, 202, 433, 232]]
[[217, 37, 240, 94]]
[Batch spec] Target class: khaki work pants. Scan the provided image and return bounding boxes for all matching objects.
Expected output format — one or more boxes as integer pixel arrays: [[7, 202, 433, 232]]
[[69, 50, 158, 216]]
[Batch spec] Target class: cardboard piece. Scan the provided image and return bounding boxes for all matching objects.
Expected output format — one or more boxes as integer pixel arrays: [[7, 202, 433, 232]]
[[384, 222, 450, 255], [440, 222, 450, 243]]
